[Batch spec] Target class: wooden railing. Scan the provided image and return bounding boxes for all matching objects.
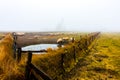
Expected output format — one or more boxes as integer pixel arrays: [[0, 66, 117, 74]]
[[11, 32, 101, 80], [12, 32, 52, 80], [24, 51, 52, 80]]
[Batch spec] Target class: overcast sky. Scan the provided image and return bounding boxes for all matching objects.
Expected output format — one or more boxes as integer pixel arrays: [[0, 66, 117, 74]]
[[0, 0, 120, 32]]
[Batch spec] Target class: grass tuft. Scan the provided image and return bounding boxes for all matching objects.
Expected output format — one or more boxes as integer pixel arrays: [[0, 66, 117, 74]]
[[0, 33, 24, 80]]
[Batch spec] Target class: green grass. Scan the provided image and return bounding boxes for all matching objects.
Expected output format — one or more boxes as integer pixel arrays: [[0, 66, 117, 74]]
[[68, 33, 120, 80]]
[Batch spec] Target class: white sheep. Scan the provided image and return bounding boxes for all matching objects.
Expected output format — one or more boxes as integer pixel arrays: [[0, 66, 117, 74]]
[[57, 38, 63, 47], [57, 37, 75, 47], [70, 37, 75, 43]]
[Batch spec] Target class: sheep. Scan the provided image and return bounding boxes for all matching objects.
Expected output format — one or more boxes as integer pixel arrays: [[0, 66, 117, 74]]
[[70, 37, 75, 43], [62, 37, 69, 44], [57, 38, 63, 47], [57, 37, 75, 47]]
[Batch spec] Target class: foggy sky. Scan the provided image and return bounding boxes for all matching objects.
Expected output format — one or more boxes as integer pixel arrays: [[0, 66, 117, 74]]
[[0, 0, 120, 32]]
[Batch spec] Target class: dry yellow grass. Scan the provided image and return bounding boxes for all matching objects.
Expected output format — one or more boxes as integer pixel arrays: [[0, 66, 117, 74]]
[[0, 32, 100, 80], [0, 33, 24, 80], [0, 34, 13, 61]]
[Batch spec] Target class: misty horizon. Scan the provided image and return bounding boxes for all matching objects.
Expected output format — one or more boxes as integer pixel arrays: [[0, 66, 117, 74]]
[[0, 0, 120, 32]]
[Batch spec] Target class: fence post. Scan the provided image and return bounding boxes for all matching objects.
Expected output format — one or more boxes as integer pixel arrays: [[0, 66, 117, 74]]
[[73, 46, 76, 61], [85, 39, 88, 48], [12, 32, 17, 59], [61, 53, 65, 72], [30, 72, 38, 80], [25, 51, 32, 80], [13, 42, 17, 59], [17, 47, 22, 63]]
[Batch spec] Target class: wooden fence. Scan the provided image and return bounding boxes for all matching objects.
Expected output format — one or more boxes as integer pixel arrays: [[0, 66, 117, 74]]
[[12, 32, 100, 80], [24, 51, 52, 80], [12, 32, 52, 80], [59, 32, 101, 73]]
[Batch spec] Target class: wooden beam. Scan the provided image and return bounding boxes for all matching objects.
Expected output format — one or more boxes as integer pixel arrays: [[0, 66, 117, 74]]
[[17, 47, 22, 63], [29, 63, 52, 80], [25, 51, 32, 80], [22, 49, 47, 53]]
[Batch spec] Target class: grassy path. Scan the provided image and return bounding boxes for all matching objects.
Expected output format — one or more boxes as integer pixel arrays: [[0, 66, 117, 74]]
[[64, 33, 120, 80]]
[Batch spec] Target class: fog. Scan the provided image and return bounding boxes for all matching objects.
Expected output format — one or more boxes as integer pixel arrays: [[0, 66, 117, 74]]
[[0, 0, 120, 32]]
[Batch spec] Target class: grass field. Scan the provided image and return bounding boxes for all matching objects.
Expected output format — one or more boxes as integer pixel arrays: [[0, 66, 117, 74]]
[[0, 32, 120, 80], [67, 33, 120, 80], [0, 34, 24, 80]]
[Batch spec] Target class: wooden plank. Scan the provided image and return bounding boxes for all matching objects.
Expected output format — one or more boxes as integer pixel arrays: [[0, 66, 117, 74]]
[[30, 72, 38, 80], [17, 47, 22, 63], [29, 63, 52, 80], [12, 32, 17, 59], [73, 46, 76, 61], [13, 42, 17, 59], [61, 53, 65, 72], [25, 51, 32, 80], [22, 49, 47, 53]]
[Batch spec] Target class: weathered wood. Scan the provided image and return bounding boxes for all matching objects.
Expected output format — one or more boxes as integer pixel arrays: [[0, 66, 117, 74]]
[[17, 47, 22, 63], [24, 51, 52, 80], [12, 32, 17, 59], [12, 32, 17, 40], [25, 51, 32, 80], [61, 53, 65, 72], [29, 63, 52, 80], [13, 42, 17, 59], [22, 32, 101, 80], [73, 46, 76, 61], [30, 72, 38, 80], [22, 49, 47, 53]]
